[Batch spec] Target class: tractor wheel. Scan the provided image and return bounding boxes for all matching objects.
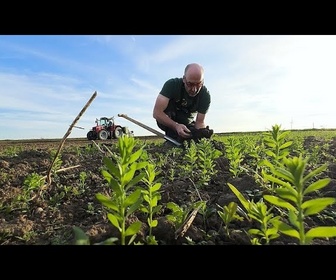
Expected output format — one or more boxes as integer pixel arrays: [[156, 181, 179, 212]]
[[98, 130, 109, 140], [114, 127, 123, 138], [87, 131, 97, 140]]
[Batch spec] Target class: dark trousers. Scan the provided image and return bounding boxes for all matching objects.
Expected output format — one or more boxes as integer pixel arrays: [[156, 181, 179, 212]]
[[157, 121, 179, 140], [156, 101, 195, 141]]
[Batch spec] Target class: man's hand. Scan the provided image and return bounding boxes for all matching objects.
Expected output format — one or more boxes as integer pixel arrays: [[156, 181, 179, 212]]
[[175, 123, 192, 138]]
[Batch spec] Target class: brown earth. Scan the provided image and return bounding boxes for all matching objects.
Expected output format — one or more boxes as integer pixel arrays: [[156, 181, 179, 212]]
[[1, 136, 336, 245]]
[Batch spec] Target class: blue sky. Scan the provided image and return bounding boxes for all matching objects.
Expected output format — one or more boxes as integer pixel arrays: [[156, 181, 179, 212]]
[[1, 35, 336, 140]]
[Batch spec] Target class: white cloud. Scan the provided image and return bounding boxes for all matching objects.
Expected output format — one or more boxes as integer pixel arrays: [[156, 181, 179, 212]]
[[1, 35, 336, 139]]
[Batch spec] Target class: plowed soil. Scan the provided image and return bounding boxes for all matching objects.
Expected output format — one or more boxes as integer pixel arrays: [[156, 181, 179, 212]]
[[1, 135, 336, 245]]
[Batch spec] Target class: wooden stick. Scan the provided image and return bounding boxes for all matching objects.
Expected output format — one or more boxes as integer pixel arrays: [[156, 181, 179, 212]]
[[41, 165, 81, 180], [36, 165, 81, 197], [91, 140, 105, 153], [118, 113, 182, 146], [44, 91, 97, 188], [175, 204, 202, 239]]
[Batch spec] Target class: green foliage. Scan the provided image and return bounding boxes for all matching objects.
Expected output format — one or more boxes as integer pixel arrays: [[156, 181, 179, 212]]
[[23, 172, 45, 193], [180, 140, 198, 177], [263, 155, 336, 244], [166, 200, 206, 233], [96, 135, 148, 245], [49, 149, 63, 172], [166, 202, 190, 229], [3, 127, 336, 245], [217, 201, 244, 237], [223, 137, 244, 178], [258, 124, 293, 191], [1, 145, 23, 157], [17, 172, 46, 203], [182, 138, 222, 186], [140, 162, 162, 245], [227, 183, 280, 244], [262, 124, 293, 164], [196, 138, 222, 185], [79, 171, 87, 188]]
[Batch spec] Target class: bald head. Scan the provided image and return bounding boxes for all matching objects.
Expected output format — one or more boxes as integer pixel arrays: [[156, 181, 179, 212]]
[[184, 63, 204, 81]]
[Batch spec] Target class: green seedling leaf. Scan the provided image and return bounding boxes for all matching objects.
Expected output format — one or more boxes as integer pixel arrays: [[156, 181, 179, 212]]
[[103, 157, 120, 178], [124, 189, 142, 207], [151, 183, 161, 193], [128, 149, 143, 164], [125, 172, 146, 191], [258, 159, 274, 169], [96, 193, 119, 212], [101, 172, 122, 195], [266, 227, 280, 240], [136, 161, 149, 170], [126, 197, 143, 217], [140, 206, 149, 213], [122, 164, 137, 184], [166, 202, 180, 212], [264, 195, 296, 211], [148, 219, 158, 228], [143, 194, 150, 203], [274, 220, 300, 239], [217, 202, 238, 224], [153, 205, 162, 214], [125, 221, 142, 236], [302, 164, 327, 183], [263, 173, 293, 189], [107, 213, 121, 231], [302, 197, 336, 216], [265, 150, 276, 157], [150, 196, 158, 208], [227, 183, 249, 210], [101, 169, 113, 183], [248, 228, 263, 236], [274, 187, 298, 203], [73, 226, 90, 245], [305, 226, 336, 243], [280, 142, 292, 150], [303, 178, 331, 195], [272, 168, 295, 185], [288, 210, 300, 229]]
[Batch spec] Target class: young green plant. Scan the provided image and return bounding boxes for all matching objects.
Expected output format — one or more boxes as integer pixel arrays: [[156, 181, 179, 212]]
[[227, 183, 281, 245], [140, 162, 162, 245], [96, 135, 148, 245], [263, 155, 336, 245]]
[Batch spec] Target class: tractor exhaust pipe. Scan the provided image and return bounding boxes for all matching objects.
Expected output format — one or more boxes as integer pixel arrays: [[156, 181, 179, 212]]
[[118, 113, 182, 147]]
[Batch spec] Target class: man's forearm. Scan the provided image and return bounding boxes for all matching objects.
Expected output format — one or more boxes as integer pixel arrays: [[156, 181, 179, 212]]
[[194, 121, 206, 129], [155, 112, 178, 130]]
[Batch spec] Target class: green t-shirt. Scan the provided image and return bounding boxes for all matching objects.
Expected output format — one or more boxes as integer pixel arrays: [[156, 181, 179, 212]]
[[159, 78, 211, 125]]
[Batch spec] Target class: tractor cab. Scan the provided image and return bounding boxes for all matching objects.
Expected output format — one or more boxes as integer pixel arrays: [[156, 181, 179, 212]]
[[96, 117, 114, 128]]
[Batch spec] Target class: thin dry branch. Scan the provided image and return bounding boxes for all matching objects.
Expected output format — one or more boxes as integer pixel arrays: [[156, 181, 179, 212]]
[[91, 140, 105, 153], [36, 165, 81, 196], [189, 178, 203, 201], [44, 91, 97, 189], [41, 165, 81, 181], [174, 179, 206, 239], [175, 203, 203, 239]]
